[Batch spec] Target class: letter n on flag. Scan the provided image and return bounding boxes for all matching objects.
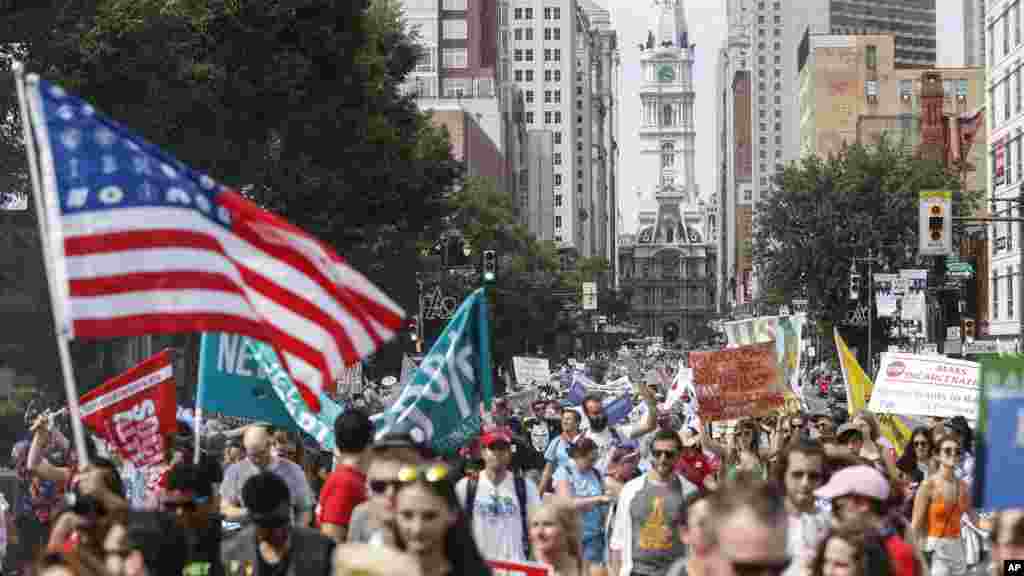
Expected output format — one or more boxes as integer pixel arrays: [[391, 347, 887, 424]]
[[79, 350, 177, 479], [16, 71, 404, 413]]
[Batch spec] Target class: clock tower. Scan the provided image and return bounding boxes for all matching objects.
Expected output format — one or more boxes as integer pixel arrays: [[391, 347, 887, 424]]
[[638, 0, 696, 208]]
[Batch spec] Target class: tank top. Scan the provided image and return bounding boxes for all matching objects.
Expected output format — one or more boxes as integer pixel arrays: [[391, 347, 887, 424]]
[[926, 479, 964, 539]]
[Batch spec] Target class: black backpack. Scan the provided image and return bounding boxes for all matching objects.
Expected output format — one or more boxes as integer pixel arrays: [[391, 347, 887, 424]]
[[465, 473, 531, 559]]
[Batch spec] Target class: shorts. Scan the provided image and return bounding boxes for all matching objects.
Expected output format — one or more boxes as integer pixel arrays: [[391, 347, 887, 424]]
[[926, 537, 967, 576], [582, 533, 606, 565]]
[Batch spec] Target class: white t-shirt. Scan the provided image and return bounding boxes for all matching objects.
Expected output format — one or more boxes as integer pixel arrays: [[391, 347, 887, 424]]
[[783, 512, 828, 576], [585, 423, 638, 474], [456, 472, 542, 562]]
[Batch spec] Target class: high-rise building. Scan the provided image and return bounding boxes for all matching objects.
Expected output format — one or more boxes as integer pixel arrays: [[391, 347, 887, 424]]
[[986, 0, 1024, 345], [963, 0, 986, 67], [715, 0, 827, 312], [828, 0, 937, 66]]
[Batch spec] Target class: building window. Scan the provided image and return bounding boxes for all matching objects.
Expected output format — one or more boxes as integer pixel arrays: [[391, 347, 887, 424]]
[[514, 28, 523, 40], [744, 189, 753, 201], [442, 19, 467, 39], [544, 90, 551, 103], [526, 90, 535, 103], [544, 48, 552, 61], [525, 49, 534, 61], [554, 28, 561, 40], [774, 27, 781, 36], [774, 15, 781, 24], [515, 69, 523, 82], [576, 142, 583, 152], [514, 49, 523, 62], [555, 215, 562, 228], [661, 173, 674, 187], [661, 104, 674, 126], [526, 28, 533, 40], [526, 70, 534, 81], [524, 7, 533, 19], [415, 48, 435, 72], [555, 111, 562, 123], [545, 111, 552, 124], [442, 78, 471, 97], [526, 111, 534, 123], [545, 28, 552, 40], [758, 15, 765, 24], [774, 68, 781, 78], [553, 152, 561, 164], [775, 109, 782, 118], [442, 0, 466, 9], [554, 90, 561, 103], [774, 54, 781, 65], [553, 7, 560, 19], [866, 45, 877, 70], [576, 100, 582, 110], [661, 142, 675, 169], [554, 70, 561, 82], [442, 48, 467, 68], [555, 195, 562, 207], [554, 49, 561, 61], [760, 150, 767, 159], [994, 270, 1001, 319], [544, 7, 552, 19], [760, 176, 767, 185], [577, 183, 583, 193], [554, 173, 562, 186], [774, 95, 781, 104], [514, 7, 522, 19], [554, 132, 562, 144], [544, 69, 552, 82], [759, 69, 766, 78]]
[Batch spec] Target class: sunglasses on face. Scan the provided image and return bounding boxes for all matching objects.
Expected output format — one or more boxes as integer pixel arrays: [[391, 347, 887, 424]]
[[161, 496, 208, 513], [941, 447, 960, 457], [914, 441, 931, 448], [652, 449, 678, 460], [397, 464, 451, 484]]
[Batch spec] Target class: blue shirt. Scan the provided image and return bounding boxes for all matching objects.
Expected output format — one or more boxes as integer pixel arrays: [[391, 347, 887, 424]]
[[553, 461, 606, 539], [545, 435, 574, 471]]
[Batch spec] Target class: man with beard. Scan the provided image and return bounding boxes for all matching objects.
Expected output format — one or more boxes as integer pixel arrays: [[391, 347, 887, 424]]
[[609, 429, 699, 576], [221, 472, 335, 576], [772, 439, 829, 576], [581, 381, 658, 475]]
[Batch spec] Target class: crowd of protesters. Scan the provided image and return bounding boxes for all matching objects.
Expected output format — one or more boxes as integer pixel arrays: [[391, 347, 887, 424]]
[[0, 372, 1020, 576]]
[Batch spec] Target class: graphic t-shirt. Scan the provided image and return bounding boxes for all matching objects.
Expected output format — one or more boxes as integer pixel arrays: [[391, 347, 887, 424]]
[[553, 461, 606, 539], [455, 472, 541, 562]]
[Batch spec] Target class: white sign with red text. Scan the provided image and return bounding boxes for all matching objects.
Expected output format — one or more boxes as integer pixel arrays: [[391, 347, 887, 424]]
[[80, 350, 178, 477], [867, 353, 979, 420]]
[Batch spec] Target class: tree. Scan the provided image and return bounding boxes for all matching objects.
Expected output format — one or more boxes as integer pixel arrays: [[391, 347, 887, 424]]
[[2, 0, 463, 374], [752, 140, 977, 353]]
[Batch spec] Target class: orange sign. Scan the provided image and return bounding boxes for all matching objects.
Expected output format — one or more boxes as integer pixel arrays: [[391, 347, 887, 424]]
[[689, 343, 785, 421]]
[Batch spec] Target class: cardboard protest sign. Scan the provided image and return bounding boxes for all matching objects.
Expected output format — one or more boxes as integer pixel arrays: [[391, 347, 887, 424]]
[[690, 343, 785, 422], [513, 357, 551, 387]]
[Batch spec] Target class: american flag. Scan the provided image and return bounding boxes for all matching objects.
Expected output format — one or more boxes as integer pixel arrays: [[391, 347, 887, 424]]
[[19, 74, 404, 413]]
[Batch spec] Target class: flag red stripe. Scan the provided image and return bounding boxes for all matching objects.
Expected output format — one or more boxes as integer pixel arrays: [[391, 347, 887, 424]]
[[235, 264, 360, 364], [64, 229, 223, 256], [229, 224, 382, 341], [69, 271, 244, 297], [72, 314, 269, 342]]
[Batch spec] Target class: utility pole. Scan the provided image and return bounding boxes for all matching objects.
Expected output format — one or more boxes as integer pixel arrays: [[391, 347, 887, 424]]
[[853, 250, 884, 377]]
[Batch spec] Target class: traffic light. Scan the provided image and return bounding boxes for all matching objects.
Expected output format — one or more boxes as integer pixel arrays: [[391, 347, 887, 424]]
[[963, 318, 976, 340], [482, 250, 497, 284], [928, 204, 946, 243], [662, 323, 679, 344], [408, 316, 419, 342], [849, 268, 861, 301]]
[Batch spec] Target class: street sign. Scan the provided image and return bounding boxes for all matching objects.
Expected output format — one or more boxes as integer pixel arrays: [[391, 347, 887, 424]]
[[947, 326, 961, 341], [964, 340, 1000, 355]]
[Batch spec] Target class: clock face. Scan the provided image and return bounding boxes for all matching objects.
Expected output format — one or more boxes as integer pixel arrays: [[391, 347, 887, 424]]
[[657, 64, 675, 82]]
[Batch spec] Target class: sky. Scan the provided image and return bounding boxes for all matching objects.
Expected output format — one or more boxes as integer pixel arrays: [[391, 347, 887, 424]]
[[602, 0, 964, 236], [603, 0, 726, 235]]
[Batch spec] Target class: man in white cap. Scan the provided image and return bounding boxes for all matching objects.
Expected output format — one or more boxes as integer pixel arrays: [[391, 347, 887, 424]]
[[814, 465, 920, 576]]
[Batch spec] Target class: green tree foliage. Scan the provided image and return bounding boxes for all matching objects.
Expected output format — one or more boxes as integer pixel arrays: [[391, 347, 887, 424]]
[[2, 0, 464, 373], [752, 141, 976, 330]]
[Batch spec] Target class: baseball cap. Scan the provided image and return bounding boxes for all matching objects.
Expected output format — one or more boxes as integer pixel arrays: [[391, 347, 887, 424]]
[[814, 465, 890, 501], [480, 429, 513, 448]]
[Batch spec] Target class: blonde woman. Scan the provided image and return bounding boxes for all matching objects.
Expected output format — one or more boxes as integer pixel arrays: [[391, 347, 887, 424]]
[[529, 498, 585, 576]]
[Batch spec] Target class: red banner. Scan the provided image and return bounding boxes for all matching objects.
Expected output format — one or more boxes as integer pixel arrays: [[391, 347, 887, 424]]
[[80, 350, 177, 475], [486, 560, 552, 576], [689, 343, 785, 422]]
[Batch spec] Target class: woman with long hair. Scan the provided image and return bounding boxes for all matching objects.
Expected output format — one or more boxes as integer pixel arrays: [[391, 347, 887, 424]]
[[911, 433, 980, 576], [393, 463, 491, 576], [529, 498, 585, 576], [850, 410, 899, 479], [896, 427, 932, 484], [809, 519, 892, 576]]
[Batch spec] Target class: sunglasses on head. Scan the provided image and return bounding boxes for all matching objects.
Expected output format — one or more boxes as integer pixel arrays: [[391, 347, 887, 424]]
[[397, 464, 450, 484]]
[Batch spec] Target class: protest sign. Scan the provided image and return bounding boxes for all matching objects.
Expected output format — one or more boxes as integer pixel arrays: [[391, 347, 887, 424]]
[[867, 353, 979, 420], [80, 350, 177, 492], [486, 560, 552, 576], [513, 357, 551, 387], [976, 355, 1024, 509], [720, 315, 805, 398], [690, 343, 785, 421]]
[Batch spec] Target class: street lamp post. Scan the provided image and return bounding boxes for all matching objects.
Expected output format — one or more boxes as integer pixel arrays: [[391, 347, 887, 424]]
[[853, 250, 885, 377]]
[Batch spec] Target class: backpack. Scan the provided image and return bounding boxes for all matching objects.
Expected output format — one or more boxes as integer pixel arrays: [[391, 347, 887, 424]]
[[465, 473, 531, 559]]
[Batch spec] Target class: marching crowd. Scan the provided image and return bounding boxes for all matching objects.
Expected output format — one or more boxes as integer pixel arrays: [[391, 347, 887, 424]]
[[0, 376, 1021, 576]]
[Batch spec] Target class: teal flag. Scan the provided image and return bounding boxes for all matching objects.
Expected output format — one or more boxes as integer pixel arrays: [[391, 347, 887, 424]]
[[373, 288, 494, 455], [197, 333, 345, 450], [976, 355, 1024, 509]]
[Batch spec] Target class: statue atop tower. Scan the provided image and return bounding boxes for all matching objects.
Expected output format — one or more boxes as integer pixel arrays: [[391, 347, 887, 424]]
[[651, 0, 689, 50]]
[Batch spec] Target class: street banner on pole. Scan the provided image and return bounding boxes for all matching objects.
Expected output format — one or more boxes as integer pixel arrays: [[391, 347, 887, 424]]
[[80, 350, 177, 494], [373, 288, 494, 455], [689, 343, 785, 421], [867, 353, 980, 420]]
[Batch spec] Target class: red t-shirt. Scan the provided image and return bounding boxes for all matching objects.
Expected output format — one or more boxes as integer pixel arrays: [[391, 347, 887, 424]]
[[674, 451, 713, 488], [884, 533, 918, 576], [316, 464, 367, 528]]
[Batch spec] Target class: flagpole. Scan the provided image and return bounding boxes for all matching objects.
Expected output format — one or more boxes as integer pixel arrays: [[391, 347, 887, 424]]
[[194, 334, 209, 464], [13, 63, 91, 469]]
